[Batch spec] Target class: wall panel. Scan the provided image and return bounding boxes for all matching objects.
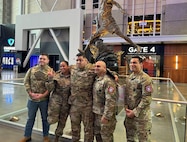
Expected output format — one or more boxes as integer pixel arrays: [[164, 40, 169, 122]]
[[164, 44, 187, 83]]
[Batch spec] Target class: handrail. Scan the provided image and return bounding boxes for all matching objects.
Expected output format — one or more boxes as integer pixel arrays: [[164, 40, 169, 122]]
[[152, 76, 187, 102], [119, 75, 187, 102], [152, 98, 187, 104], [0, 78, 24, 85], [0, 75, 186, 142], [0, 78, 24, 81]]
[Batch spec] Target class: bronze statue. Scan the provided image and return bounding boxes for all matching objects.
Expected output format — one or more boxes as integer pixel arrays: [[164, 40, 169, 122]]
[[85, 0, 140, 52], [80, 38, 118, 71]]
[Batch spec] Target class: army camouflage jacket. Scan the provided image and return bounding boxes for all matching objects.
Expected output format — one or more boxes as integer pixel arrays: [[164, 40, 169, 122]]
[[24, 64, 53, 101], [68, 63, 95, 107], [124, 70, 153, 117], [93, 74, 117, 120], [68, 63, 118, 107], [47, 70, 71, 105]]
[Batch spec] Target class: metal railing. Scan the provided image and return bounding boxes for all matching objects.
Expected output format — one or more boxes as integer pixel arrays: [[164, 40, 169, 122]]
[[0, 76, 186, 142]]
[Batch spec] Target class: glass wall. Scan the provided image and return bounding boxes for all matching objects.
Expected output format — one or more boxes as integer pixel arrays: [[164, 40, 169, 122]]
[[0, 73, 187, 142], [124, 55, 161, 77], [126, 0, 162, 36], [128, 14, 161, 36], [82, 0, 163, 40], [120, 44, 164, 77]]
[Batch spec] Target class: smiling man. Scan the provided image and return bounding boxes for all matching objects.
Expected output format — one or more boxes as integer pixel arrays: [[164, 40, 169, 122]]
[[93, 61, 117, 142], [20, 53, 53, 142], [124, 56, 153, 142]]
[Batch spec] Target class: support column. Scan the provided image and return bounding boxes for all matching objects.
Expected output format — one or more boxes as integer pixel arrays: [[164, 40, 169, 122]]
[[76, 0, 81, 9], [0, 0, 3, 23], [2, 0, 11, 24]]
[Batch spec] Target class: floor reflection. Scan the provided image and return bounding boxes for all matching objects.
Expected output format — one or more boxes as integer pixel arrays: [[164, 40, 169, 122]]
[[0, 70, 187, 142]]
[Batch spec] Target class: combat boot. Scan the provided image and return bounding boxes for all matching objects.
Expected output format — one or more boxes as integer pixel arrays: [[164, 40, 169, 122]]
[[54, 136, 59, 142], [95, 134, 103, 142], [19, 137, 31, 142], [43, 136, 50, 142]]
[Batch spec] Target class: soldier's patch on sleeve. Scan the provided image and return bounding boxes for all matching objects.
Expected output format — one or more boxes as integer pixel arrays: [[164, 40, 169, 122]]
[[145, 85, 153, 93], [108, 86, 115, 94]]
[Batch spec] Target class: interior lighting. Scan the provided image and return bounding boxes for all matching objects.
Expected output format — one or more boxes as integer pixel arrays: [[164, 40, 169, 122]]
[[157, 101, 162, 104], [175, 55, 178, 70]]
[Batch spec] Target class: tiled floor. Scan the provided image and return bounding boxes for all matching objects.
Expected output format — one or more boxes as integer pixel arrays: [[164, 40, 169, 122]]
[[0, 70, 187, 142]]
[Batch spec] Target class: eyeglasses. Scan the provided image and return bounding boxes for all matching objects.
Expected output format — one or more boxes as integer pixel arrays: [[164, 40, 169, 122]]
[[95, 65, 101, 67]]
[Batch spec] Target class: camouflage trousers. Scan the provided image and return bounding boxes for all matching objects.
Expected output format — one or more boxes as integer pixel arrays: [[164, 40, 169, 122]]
[[93, 113, 117, 142], [48, 93, 70, 125], [48, 93, 62, 124], [47, 93, 70, 136], [54, 111, 69, 136], [124, 117, 152, 142], [69, 105, 94, 142]]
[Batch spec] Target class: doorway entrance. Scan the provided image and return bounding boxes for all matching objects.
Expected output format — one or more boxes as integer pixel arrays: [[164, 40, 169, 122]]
[[49, 55, 59, 71]]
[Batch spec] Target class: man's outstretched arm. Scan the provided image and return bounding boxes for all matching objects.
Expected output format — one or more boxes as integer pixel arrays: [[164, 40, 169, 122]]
[[113, 1, 126, 14]]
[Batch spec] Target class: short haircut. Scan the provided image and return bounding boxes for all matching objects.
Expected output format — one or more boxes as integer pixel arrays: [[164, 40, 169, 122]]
[[76, 52, 86, 58], [131, 56, 144, 63], [40, 53, 49, 59]]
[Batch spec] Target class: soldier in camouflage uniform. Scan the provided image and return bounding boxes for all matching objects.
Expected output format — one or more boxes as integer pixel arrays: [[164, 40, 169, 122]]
[[93, 61, 117, 142], [68, 52, 95, 142], [20, 53, 53, 142], [124, 56, 153, 142], [47, 61, 71, 142], [68, 52, 118, 142]]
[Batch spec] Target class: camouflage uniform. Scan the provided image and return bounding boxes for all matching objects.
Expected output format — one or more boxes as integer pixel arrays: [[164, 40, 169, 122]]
[[24, 64, 53, 138], [68, 63, 95, 142], [24, 65, 53, 98], [93, 75, 117, 142], [47, 70, 71, 137], [124, 70, 153, 142]]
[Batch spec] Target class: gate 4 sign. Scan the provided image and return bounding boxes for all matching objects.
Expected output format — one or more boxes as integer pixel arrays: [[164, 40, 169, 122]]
[[127, 46, 157, 55]]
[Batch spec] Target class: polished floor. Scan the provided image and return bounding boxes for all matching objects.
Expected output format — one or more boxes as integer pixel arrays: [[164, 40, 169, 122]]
[[0, 122, 71, 142], [0, 70, 187, 142]]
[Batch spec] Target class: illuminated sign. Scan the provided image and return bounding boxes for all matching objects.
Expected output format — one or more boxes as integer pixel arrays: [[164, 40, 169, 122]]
[[139, 20, 147, 26], [123, 44, 164, 55], [2, 57, 14, 65], [4, 46, 15, 52], [7, 38, 15, 46], [128, 46, 156, 54]]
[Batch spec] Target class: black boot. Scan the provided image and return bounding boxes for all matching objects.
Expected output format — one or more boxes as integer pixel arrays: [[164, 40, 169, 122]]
[[95, 134, 103, 142]]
